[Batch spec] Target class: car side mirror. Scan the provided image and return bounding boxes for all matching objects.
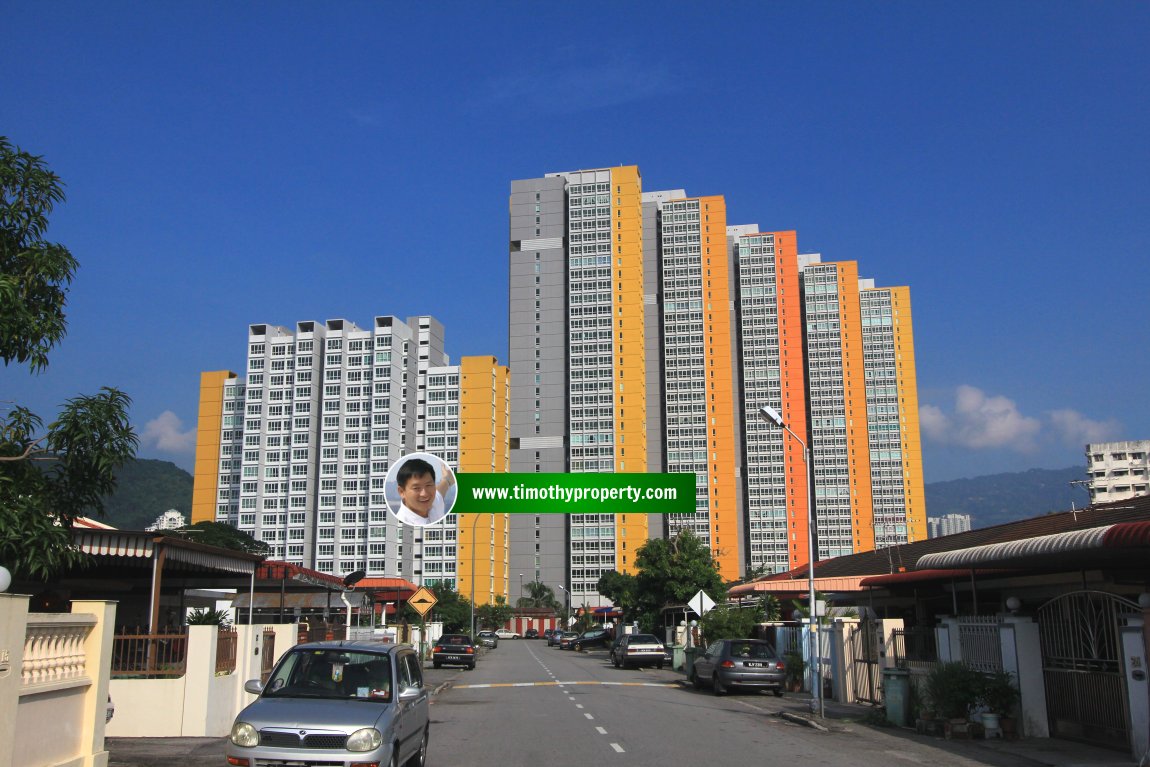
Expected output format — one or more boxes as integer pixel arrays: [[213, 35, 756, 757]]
[[244, 679, 264, 695], [398, 686, 422, 702]]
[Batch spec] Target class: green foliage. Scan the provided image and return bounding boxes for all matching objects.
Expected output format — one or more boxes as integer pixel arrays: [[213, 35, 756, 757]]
[[700, 604, 758, 643], [167, 521, 269, 556], [924, 662, 984, 719], [595, 569, 636, 621], [978, 670, 1020, 715], [517, 580, 560, 610], [102, 459, 193, 530], [186, 607, 232, 626], [632, 529, 725, 629], [0, 136, 78, 372], [428, 583, 473, 633], [783, 651, 806, 684], [760, 594, 782, 622], [0, 138, 138, 579], [476, 595, 513, 630]]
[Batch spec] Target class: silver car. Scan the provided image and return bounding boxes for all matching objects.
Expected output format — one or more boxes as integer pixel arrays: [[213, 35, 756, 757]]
[[690, 638, 786, 696], [227, 641, 429, 767]]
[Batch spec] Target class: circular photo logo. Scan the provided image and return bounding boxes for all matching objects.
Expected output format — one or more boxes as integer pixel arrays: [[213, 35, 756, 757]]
[[384, 452, 457, 527]]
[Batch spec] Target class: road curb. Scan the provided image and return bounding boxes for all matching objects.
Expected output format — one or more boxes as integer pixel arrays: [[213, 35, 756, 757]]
[[777, 711, 829, 731]]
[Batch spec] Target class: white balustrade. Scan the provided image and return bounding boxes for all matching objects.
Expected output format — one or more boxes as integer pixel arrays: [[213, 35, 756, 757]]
[[22, 614, 97, 692]]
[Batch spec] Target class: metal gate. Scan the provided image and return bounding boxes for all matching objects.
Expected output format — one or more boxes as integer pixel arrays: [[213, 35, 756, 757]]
[[1037, 591, 1138, 750], [850, 619, 883, 704]]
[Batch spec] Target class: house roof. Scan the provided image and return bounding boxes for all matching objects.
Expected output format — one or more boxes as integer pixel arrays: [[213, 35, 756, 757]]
[[746, 494, 1150, 583]]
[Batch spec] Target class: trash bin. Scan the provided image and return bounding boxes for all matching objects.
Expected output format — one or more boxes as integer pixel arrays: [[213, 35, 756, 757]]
[[883, 668, 911, 727], [683, 646, 701, 675]]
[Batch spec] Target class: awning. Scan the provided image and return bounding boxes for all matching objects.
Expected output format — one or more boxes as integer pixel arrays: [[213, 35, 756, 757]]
[[234, 592, 371, 610], [75, 530, 154, 558], [728, 576, 867, 597], [916, 526, 1112, 570]]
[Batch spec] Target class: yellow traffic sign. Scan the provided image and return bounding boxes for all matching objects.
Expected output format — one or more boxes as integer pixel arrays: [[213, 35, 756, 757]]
[[408, 587, 438, 617]]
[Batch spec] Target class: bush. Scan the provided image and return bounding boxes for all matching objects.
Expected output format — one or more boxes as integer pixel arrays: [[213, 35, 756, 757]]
[[924, 662, 983, 719], [979, 670, 1020, 715]]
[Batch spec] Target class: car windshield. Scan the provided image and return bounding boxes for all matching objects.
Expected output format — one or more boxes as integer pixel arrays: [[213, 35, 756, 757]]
[[440, 635, 471, 644], [629, 635, 661, 644], [264, 649, 392, 701], [727, 642, 777, 659]]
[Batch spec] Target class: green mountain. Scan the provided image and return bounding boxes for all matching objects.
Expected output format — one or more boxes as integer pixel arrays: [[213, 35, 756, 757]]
[[99, 458, 194, 531], [924, 466, 1086, 529]]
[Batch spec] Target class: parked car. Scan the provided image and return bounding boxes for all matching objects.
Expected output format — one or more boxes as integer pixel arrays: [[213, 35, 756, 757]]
[[610, 633, 666, 669], [227, 641, 430, 767], [689, 639, 786, 696], [524, 628, 540, 639], [548, 629, 569, 647], [494, 628, 520, 640], [433, 634, 478, 669], [476, 631, 499, 648], [543, 628, 556, 643], [572, 628, 612, 651], [558, 631, 580, 649]]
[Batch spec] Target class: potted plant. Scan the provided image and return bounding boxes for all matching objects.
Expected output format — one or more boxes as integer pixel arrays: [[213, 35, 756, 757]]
[[924, 662, 982, 738], [784, 651, 806, 692], [978, 670, 1020, 736]]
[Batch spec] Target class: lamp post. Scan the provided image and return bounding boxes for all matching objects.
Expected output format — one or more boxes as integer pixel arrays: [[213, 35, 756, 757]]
[[759, 404, 823, 718], [557, 584, 570, 629], [469, 514, 486, 638]]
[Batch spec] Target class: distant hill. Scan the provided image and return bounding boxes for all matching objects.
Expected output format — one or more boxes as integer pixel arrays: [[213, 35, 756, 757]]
[[99, 458, 194, 531], [924, 466, 1086, 529]]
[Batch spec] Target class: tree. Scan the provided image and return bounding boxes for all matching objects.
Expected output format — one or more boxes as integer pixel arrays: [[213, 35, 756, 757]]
[[631, 530, 726, 631], [428, 583, 472, 633], [516, 580, 560, 610], [475, 595, 513, 630], [595, 569, 636, 623], [699, 604, 758, 642], [1, 137, 138, 579], [167, 521, 270, 556]]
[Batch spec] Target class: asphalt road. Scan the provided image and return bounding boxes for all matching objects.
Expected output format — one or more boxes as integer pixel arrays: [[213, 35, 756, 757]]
[[108, 640, 1130, 767]]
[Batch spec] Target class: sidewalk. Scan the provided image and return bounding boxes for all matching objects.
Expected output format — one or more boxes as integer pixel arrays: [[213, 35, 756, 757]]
[[781, 694, 1138, 767]]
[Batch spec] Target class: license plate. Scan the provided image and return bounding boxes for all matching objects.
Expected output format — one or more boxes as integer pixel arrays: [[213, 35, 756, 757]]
[[744, 661, 764, 667], [446, 655, 462, 661]]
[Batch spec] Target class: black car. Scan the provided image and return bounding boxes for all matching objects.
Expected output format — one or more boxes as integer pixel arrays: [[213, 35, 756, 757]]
[[433, 634, 477, 669], [524, 628, 540, 639], [572, 628, 612, 651]]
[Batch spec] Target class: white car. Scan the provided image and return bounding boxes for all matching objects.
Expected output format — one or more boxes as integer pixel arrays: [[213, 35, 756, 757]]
[[494, 628, 520, 640]]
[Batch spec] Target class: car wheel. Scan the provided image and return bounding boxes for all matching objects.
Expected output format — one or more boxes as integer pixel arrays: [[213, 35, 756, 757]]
[[612, 654, 620, 668], [406, 727, 429, 767], [712, 674, 727, 696], [773, 689, 784, 698], [389, 744, 401, 767], [468, 663, 476, 670], [657, 662, 664, 670], [433, 662, 441, 669], [690, 668, 702, 689]]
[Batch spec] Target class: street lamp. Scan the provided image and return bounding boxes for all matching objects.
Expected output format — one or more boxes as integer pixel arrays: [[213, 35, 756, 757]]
[[557, 584, 570, 628], [469, 514, 486, 638], [759, 404, 823, 718]]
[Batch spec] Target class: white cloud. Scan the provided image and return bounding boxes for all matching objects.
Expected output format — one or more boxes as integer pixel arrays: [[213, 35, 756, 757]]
[[141, 411, 196, 454], [922, 385, 1041, 451], [1048, 409, 1122, 446]]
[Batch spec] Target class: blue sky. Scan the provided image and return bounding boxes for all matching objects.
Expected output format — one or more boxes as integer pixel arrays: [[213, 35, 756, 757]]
[[3, 1, 1147, 483]]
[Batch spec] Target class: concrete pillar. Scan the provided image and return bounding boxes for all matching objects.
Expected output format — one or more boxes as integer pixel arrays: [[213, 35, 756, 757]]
[[938, 616, 961, 662], [1120, 618, 1148, 761], [1000, 616, 1048, 738], [878, 618, 904, 670], [181, 625, 217, 736], [827, 620, 850, 703], [0, 593, 30, 767], [72, 600, 117, 767]]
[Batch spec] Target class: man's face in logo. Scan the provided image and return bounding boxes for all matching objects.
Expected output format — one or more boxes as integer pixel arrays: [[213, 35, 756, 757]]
[[398, 471, 436, 516]]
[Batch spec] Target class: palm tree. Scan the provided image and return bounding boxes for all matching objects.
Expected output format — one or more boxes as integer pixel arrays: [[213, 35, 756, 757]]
[[517, 581, 561, 609]]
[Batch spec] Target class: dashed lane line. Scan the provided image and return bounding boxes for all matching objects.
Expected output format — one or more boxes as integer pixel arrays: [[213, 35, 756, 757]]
[[610, 744, 625, 753], [596, 727, 608, 735]]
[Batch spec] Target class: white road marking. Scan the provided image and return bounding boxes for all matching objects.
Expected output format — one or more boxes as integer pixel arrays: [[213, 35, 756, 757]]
[[610, 743, 625, 753], [584, 713, 594, 720], [576, 704, 584, 709], [596, 727, 607, 735]]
